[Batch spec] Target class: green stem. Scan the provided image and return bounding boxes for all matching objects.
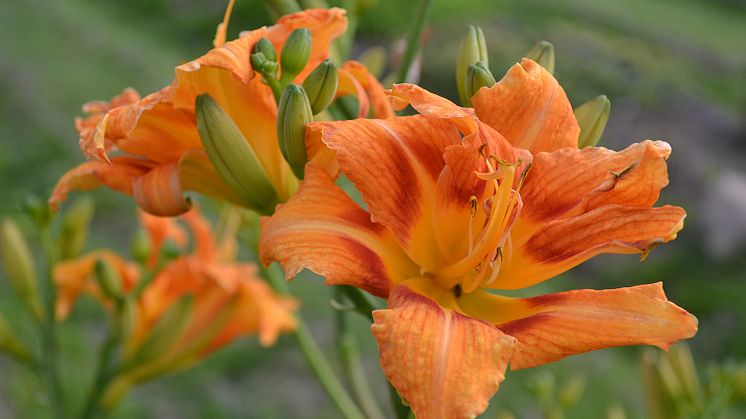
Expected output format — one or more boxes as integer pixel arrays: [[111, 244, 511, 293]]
[[264, 264, 366, 419], [335, 288, 386, 419], [39, 228, 64, 419], [339, 285, 377, 322], [396, 0, 435, 83], [80, 331, 119, 419]]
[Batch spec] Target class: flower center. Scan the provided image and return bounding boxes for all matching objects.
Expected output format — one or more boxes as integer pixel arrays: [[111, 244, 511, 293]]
[[435, 149, 529, 294]]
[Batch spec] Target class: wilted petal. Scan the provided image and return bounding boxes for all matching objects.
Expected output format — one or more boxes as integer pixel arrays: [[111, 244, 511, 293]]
[[132, 163, 192, 216], [371, 283, 514, 419], [260, 165, 417, 298], [460, 283, 697, 370], [472, 58, 579, 154]]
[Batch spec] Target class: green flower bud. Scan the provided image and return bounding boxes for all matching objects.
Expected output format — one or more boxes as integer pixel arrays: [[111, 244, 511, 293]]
[[280, 28, 312, 84], [59, 196, 94, 260], [464, 61, 496, 106], [114, 297, 137, 341], [130, 228, 150, 265], [251, 53, 279, 78], [95, 258, 122, 300], [253, 37, 277, 63], [456, 25, 488, 105], [524, 40, 555, 75], [0, 310, 31, 361], [574, 95, 611, 148], [124, 295, 194, 369], [277, 84, 313, 179], [196, 94, 280, 215], [302, 59, 338, 115], [0, 219, 44, 321]]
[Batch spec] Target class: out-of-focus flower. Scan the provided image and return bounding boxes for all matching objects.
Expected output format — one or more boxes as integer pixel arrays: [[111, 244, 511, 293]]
[[260, 59, 697, 418], [53, 208, 296, 397], [50, 6, 392, 216]]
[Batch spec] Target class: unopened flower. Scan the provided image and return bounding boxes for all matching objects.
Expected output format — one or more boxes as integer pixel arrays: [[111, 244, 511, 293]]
[[261, 59, 697, 418]]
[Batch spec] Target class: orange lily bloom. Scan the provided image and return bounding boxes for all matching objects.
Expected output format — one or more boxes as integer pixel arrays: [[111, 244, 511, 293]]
[[260, 59, 697, 418], [50, 6, 392, 216], [53, 208, 296, 379]]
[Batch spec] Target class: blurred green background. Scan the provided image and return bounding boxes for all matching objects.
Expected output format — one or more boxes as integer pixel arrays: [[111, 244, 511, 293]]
[[1, 0, 745, 417]]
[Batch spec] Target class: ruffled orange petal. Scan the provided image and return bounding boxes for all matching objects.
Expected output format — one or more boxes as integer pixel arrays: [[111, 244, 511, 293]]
[[495, 205, 686, 290], [388, 83, 476, 135], [259, 165, 417, 298], [337, 61, 395, 118], [519, 141, 673, 226], [308, 116, 460, 271], [53, 250, 140, 320], [371, 283, 515, 419], [267, 8, 348, 82], [460, 283, 697, 370], [472, 58, 579, 154], [49, 157, 150, 211]]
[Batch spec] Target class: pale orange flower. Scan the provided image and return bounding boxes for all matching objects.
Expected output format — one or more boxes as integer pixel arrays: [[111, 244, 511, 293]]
[[50, 6, 392, 216], [260, 59, 697, 418], [53, 208, 296, 373]]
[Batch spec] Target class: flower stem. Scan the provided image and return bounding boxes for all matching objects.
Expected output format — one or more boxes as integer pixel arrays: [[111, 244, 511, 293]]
[[335, 288, 386, 419], [264, 263, 366, 419], [80, 332, 119, 419], [39, 227, 64, 419], [396, 0, 435, 83]]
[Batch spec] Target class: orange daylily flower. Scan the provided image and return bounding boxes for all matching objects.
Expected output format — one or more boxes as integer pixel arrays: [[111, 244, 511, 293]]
[[53, 208, 296, 377], [50, 6, 393, 216], [260, 59, 697, 418]]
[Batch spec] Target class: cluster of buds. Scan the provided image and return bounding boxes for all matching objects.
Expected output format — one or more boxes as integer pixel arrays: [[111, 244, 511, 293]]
[[197, 27, 340, 210], [455, 28, 611, 147]]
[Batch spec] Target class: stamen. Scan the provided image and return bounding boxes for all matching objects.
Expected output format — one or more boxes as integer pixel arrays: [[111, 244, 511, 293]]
[[468, 195, 478, 255], [437, 165, 516, 279]]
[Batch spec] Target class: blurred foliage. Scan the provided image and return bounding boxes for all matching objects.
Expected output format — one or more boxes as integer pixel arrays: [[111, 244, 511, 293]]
[[1, 0, 745, 417]]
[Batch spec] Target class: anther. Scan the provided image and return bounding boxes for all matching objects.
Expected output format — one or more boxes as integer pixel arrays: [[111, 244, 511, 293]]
[[479, 143, 489, 158], [453, 284, 463, 298], [469, 195, 478, 216]]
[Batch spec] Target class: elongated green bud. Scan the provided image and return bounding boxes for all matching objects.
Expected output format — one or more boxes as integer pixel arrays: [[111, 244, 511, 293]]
[[525, 40, 555, 74], [574, 95, 611, 148], [277, 84, 313, 179], [125, 295, 194, 368], [464, 61, 496, 106], [114, 297, 137, 341], [59, 196, 94, 260], [303, 59, 338, 115], [0, 219, 44, 321], [456, 25, 488, 105], [196, 94, 280, 215], [0, 310, 31, 361], [280, 28, 312, 84], [130, 228, 150, 265], [95, 258, 122, 300]]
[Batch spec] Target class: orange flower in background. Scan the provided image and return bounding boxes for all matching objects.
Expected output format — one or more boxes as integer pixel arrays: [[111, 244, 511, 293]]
[[260, 59, 697, 418], [53, 208, 296, 381], [50, 5, 392, 216]]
